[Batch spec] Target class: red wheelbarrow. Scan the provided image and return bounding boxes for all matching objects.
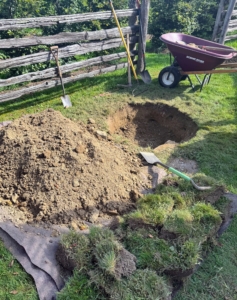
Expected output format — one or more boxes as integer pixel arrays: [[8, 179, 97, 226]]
[[159, 32, 237, 91]]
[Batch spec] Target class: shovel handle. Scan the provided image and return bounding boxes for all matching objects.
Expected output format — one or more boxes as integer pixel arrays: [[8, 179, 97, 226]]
[[109, 0, 138, 80], [168, 167, 191, 181], [50, 46, 66, 96]]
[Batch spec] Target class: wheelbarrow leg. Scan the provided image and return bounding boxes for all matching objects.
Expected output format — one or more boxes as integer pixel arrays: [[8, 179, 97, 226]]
[[207, 74, 212, 85], [187, 75, 194, 90], [195, 74, 202, 85], [200, 74, 210, 92]]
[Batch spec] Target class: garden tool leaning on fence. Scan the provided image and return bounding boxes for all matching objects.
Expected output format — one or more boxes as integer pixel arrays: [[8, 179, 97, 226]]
[[50, 46, 72, 108], [108, 0, 138, 83]]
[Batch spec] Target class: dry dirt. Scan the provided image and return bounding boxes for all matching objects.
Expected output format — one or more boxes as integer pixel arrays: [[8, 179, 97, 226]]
[[0, 109, 146, 227]]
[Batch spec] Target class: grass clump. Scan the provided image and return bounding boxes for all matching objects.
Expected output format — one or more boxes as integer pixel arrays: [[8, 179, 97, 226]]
[[58, 179, 225, 299], [60, 230, 90, 269], [94, 239, 122, 278], [123, 228, 172, 272], [192, 203, 222, 225], [57, 271, 105, 300], [88, 226, 116, 244], [123, 228, 201, 273], [110, 269, 171, 300], [162, 209, 194, 236], [128, 194, 174, 226], [58, 226, 171, 300], [170, 239, 201, 271]]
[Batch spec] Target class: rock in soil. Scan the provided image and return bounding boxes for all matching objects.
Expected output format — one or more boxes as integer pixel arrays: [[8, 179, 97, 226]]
[[0, 109, 142, 226]]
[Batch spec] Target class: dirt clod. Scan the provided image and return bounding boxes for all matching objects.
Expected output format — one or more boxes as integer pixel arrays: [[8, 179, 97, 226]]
[[115, 248, 137, 279], [0, 109, 142, 226]]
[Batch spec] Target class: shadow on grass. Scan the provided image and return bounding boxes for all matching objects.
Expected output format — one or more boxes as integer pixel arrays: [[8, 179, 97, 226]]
[[0, 53, 194, 118]]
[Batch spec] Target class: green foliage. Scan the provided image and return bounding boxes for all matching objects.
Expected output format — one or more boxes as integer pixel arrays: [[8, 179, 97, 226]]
[[0, 0, 129, 78], [149, 0, 219, 48]]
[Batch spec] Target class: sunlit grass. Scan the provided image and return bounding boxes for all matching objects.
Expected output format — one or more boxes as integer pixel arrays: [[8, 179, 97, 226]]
[[0, 46, 236, 299], [0, 240, 38, 300]]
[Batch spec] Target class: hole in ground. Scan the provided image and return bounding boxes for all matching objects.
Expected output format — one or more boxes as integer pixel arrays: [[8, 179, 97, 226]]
[[107, 103, 198, 148]]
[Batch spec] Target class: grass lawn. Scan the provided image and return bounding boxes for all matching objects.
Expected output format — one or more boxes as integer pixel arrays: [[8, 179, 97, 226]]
[[0, 40, 237, 299], [0, 240, 38, 299]]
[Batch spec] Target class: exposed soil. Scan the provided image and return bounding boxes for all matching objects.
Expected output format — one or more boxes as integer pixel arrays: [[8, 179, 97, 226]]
[[0, 109, 146, 226], [107, 103, 198, 149]]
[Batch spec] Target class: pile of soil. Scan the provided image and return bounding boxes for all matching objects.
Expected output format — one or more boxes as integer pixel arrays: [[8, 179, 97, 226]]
[[0, 109, 143, 226]]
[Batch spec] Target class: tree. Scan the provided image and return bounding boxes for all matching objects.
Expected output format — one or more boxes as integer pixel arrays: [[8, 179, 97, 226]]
[[149, 0, 219, 48]]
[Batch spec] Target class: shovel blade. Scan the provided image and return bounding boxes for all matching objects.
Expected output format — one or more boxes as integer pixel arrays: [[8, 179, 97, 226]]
[[140, 152, 161, 165], [61, 95, 72, 108], [140, 70, 152, 84]]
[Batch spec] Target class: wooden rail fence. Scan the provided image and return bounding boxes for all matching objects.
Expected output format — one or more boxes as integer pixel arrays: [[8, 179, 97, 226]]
[[212, 0, 237, 43], [0, 0, 150, 103]]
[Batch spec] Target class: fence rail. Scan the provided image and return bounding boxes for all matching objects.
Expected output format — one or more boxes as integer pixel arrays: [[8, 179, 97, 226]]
[[0, 9, 138, 30], [212, 0, 237, 43], [0, 63, 128, 103], [0, 25, 139, 48], [0, 0, 151, 104]]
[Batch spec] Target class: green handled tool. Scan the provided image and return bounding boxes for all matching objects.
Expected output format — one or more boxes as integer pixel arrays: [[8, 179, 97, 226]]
[[140, 152, 211, 191]]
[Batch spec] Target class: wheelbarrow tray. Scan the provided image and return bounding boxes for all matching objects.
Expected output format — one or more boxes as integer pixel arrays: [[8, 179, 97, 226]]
[[160, 32, 236, 72]]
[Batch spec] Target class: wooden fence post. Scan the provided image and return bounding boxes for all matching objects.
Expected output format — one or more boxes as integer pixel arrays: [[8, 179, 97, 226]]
[[137, 0, 150, 74], [212, 0, 226, 42], [128, 0, 138, 53], [219, 0, 236, 44]]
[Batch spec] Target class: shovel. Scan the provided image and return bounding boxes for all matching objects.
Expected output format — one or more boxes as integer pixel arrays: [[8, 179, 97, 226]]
[[140, 152, 211, 191], [108, 0, 139, 83], [136, 0, 151, 84], [50, 46, 72, 108]]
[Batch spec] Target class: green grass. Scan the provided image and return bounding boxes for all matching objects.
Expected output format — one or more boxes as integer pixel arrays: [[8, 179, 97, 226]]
[[0, 240, 38, 300], [0, 41, 236, 298], [176, 215, 237, 300], [57, 271, 104, 300]]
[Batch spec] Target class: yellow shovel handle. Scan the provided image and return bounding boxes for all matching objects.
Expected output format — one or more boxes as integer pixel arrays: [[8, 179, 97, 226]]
[[109, 0, 138, 80]]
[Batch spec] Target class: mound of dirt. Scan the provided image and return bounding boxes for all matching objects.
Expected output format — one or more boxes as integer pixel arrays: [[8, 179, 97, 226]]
[[0, 109, 143, 226]]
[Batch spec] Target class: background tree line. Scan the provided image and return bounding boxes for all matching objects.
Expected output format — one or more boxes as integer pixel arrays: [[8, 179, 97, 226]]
[[149, 0, 219, 48], [0, 0, 219, 43]]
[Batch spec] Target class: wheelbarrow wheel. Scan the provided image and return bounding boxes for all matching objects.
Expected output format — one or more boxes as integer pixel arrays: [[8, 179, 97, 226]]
[[158, 67, 180, 88]]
